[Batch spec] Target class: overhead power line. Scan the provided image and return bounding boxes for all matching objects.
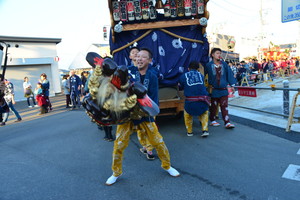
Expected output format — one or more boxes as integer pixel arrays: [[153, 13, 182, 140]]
[[209, 0, 258, 18], [222, 0, 257, 12]]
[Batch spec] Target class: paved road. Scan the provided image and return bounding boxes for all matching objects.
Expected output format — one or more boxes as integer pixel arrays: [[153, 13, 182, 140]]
[[0, 95, 300, 200]]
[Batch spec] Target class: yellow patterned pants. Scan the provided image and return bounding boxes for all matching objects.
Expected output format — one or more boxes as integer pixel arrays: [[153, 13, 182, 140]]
[[137, 130, 153, 152], [112, 121, 171, 176], [184, 110, 209, 133]]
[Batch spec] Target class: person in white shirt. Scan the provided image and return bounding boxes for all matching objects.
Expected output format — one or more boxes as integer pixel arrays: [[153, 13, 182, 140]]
[[23, 77, 37, 108]]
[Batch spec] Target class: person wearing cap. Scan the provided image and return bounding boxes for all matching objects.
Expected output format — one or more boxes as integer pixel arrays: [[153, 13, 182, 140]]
[[205, 48, 236, 129], [179, 61, 210, 137], [106, 48, 180, 186]]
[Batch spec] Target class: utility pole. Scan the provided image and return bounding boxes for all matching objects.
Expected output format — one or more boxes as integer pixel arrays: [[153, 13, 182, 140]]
[[258, 0, 263, 61], [259, 0, 271, 60]]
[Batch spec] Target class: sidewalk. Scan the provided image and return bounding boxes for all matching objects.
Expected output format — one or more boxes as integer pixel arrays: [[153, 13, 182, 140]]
[[229, 74, 300, 132]]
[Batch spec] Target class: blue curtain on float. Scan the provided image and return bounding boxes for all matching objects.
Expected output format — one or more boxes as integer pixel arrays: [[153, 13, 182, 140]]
[[109, 25, 209, 87]]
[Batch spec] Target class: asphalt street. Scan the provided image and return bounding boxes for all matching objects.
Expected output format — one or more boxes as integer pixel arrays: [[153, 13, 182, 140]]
[[0, 95, 300, 200]]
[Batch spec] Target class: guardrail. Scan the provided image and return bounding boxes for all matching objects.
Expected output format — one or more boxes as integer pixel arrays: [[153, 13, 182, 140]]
[[229, 81, 300, 132]]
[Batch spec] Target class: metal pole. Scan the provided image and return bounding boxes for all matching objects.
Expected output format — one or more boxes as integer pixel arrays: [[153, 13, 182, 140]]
[[283, 80, 289, 116], [0, 45, 4, 68], [0, 41, 9, 81]]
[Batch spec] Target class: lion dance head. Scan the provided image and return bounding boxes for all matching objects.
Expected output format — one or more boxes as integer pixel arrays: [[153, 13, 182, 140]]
[[82, 52, 159, 126]]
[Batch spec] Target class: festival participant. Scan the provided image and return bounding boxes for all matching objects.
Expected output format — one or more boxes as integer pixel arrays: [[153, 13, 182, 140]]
[[128, 46, 159, 77], [205, 48, 236, 129], [83, 66, 114, 142], [128, 46, 139, 67], [40, 73, 52, 111], [178, 61, 210, 137], [128, 46, 155, 160], [105, 48, 180, 185], [69, 70, 82, 110]]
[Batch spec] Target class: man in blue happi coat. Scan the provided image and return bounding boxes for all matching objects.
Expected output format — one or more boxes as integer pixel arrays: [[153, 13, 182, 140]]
[[127, 47, 158, 160], [69, 70, 82, 110], [106, 47, 179, 186], [128, 48, 159, 82], [179, 61, 210, 137], [205, 48, 236, 129]]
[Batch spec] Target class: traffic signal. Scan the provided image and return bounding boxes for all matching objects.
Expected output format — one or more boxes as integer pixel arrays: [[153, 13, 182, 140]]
[[103, 26, 108, 41]]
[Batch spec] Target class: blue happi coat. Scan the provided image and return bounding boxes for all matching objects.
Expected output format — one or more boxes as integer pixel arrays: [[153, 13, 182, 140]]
[[179, 69, 209, 116], [128, 65, 159, 125], [128, 66, 159, 105], [205, 61, 236, 98], [128, 64, 159, 79], [69, 75, 82, 95]]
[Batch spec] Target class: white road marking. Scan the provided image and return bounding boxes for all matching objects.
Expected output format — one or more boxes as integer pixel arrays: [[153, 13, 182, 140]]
[[297, 148, 300, 155], [282, 164, 300, 181]]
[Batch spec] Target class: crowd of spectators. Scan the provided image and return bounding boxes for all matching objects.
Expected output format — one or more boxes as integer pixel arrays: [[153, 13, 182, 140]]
[[227, 57, 300, 86]]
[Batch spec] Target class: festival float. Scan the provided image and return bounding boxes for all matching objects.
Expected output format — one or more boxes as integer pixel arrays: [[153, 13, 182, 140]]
[[107, 0, 210, 117]]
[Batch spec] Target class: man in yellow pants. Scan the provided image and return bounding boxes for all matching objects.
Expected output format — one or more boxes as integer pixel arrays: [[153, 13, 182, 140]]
[[106, 48, 180, 185], [128, 46, 154, 160], [179, 61, 210, 137]]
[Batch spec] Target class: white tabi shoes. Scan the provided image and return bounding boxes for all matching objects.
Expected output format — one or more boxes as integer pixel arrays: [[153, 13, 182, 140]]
[[105, 174, 121, 186], [106, 167, 180, 185], [166, 166, 180, 177]]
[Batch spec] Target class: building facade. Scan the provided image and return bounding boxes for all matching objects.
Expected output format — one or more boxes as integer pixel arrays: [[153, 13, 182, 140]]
[[0, 36, 62, 101]]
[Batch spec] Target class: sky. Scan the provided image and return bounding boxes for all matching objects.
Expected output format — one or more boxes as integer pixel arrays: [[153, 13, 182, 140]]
[[0, 0, 110, 69], [0, 0, 299, 69], [207, 0, 299, 42]]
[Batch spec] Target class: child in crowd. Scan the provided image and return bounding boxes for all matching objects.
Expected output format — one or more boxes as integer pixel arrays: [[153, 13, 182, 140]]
[[34, 83, 48, 115]]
